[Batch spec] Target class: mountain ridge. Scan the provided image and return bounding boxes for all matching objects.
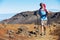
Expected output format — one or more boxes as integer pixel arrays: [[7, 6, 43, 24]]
[[0, 10, 60, 24]]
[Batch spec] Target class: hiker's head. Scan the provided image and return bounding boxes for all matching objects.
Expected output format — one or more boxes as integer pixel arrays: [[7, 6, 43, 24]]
[[40, 3, 46, 9]]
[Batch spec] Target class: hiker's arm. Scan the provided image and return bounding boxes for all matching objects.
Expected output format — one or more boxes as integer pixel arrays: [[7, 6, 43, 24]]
[[48, 11, 51, 14], [46, 11, 52, 17], [34, 11, 38, 16], [46, 9, 51, 15]]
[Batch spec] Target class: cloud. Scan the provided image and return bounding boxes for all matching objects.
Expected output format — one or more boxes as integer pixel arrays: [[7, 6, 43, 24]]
[[48, 9, 60, 12]]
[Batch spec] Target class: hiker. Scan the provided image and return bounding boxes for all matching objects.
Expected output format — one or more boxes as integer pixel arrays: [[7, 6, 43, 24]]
[[34, 3, 49, 36]]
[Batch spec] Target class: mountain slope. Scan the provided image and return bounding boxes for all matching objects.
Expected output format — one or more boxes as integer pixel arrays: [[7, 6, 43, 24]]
[[0, 11, 60, 24]]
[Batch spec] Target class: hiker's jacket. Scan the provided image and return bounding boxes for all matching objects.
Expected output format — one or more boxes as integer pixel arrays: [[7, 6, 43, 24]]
[[39, 9, 48, 20]]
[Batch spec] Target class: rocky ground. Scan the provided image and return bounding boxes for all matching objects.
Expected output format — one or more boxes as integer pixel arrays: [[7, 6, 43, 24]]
[[0, 23, 60, 40]]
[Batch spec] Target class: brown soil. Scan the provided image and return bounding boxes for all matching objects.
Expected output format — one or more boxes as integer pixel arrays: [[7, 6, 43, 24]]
[[0, 23, 60, 40]]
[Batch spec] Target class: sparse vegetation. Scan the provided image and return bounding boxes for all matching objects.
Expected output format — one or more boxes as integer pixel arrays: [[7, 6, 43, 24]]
[[0, 23, 60, 40]]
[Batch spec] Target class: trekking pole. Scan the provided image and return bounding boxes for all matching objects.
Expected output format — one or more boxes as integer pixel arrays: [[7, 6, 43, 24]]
[[49, 25, 51, 40], [34, 11, 40, 36], [37, 15, 38, 36], [48, 17, 51, 40], [37, 15, 39, 35]]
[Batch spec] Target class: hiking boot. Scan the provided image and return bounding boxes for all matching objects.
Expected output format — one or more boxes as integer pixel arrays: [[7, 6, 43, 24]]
[[40, 33, 46, 36]]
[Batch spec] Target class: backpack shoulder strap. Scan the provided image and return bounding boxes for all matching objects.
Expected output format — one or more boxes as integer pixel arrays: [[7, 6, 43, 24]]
[[44, 9, 48, 15], [38, 9, 41, 15]]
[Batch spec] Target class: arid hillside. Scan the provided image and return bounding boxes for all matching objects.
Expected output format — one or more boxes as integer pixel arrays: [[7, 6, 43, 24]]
[[0, 23, 60, 40], [0, 11, 60, 40]]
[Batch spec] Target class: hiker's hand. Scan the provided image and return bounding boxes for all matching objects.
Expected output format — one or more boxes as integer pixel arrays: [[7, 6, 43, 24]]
[[34, 11, 37, 16], [34, 14, 37, 16], [48, 11, 51, 14], [35, 14, 39, 16]]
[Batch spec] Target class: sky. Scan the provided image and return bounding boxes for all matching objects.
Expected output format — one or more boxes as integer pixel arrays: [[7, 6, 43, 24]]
[[0, 0, 60, 21]]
